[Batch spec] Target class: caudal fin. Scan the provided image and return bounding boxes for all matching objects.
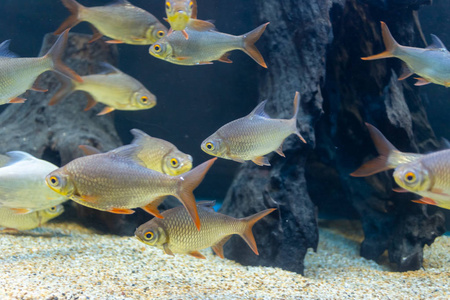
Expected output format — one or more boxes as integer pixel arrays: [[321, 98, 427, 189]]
[[350, 123, 398, 177], [239, 208, 276, 255], [242, 22, 269, 68], [45, 29, 83, 83], [361, 22, 400, 61], [54, 0, 82, 35], [176, 158, 217, 230], [290, 91, 306, 143]]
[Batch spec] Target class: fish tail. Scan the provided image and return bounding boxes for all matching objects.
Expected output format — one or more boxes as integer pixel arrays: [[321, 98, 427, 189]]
[[290, 91, 306, 143], [239, 208, 276, 255], [350, 123, 398, 177], [241, 22, 269, 68], [176, 158, 217, 231], [362, 22, 401, 60], [54, 0, 83, 35], [44, 29, 83, 83]]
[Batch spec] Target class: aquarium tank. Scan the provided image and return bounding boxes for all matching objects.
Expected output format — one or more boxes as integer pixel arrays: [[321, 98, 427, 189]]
[[0, 0, 449, 299]]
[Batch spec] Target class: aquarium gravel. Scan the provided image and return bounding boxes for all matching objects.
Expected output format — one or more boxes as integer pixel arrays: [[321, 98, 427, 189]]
[[0, 220, 448, 299]]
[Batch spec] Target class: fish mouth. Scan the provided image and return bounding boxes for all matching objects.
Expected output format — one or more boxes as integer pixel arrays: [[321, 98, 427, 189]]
[[168, 12, 189, 31]]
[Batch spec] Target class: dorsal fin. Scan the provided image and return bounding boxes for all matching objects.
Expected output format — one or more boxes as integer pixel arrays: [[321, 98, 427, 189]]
[[106, 0, 131, 7], [98, 62, 121, 75], [197, 200, 216, 209], [427, 34, 447, 50], [248, 100, 270, 119], [130, 128, 152, 144], [0, 40, 19, 58], [109, 144, 145, 166], [5, 151, 37, 165]]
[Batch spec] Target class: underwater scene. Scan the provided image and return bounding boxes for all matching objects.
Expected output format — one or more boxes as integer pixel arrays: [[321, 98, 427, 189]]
[[0, 0, 450, 299]]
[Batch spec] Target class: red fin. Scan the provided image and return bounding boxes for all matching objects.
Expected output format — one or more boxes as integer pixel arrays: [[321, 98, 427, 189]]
[[240, 208, 276, 255], [275, 144, 285, 157], [182, 30, 189, 40], [84, 93, 97, 111], [82, 195, 100, 204], [176, 158, 217, 231], [48, 73, 75, 106], [97, 106, 115, 116], [351, 123, 397, 177], [414, 77, 431, 86], [188, 19, 215, 31], [211, 236, 231, 259], [167, 27, 173, 35], [107, 208, 135, 214], [106, 40, 124, 44], [10, 208, 32, 214], [9, 97, 26, 104], [141, 200, 164, 219], [412, 198, 437, 206], [393, 187, 409, 193], [218, 52, 232, 63], [398, 64, 413, 80], [242, 22, 269, 68], [88, 25, 103, 43], [78, 145, 101, 156], [46, 29, 83, 83], [54, 0, 82, 35], [361, 22, 398, 60], [188, 250, 206, 259], [163, 244, 174, 256], [252, 156, 270, 166], [30, 81, 48, 92]]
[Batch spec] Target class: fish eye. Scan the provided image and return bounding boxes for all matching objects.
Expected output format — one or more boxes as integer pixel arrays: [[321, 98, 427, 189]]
[[189, 1, 194, 9], [404, 172, 416, 183], [154, 44, 162, 53], [157, 30, 165, 38], [49, 206, 57, 212], [141, 96, 148, 104], [49, 176, 59, 186], [170, 158, 179, 167], [165, 2, 171, 10], [144, 231, 154, 240], [205, 142, 215, 151]]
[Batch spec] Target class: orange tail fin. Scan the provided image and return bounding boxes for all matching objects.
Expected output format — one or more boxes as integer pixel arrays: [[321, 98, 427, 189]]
[[361, 22, 400, 60], [54, 0, 83, 35], [239, 208, 276, 255], [351, 123, 397, 177], [45, 30, 83, 83], [176, 158, 217, 230], [242, 22, 269, 68]]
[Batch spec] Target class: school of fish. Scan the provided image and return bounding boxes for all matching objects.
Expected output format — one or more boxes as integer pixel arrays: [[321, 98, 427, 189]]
[[0, 0, 448, 261]]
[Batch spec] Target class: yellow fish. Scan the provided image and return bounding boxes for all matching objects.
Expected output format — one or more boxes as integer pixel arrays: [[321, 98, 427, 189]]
[[79, 128, 193, 175], [351, 123, 423, 177], [201, 91, 306, 166], [48, 63, 156, 115], [393, 151, 450, 210], [45, 145, 216, 230], [135, 201, 275, 259], [55, 0, 168, 45], [149, 22, 269, 68], [0, 205, 64, 231], [362, 22, 450, 87], [0, 30, 82, 105], [164, 0, 215, 39]]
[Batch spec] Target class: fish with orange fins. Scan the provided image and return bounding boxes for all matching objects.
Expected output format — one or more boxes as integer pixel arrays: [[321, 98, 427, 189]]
[[164, 0, 215, 39], [0, 205, 64, 231], [201, 91, 306, 166], [55, 0, 168, 45], [362, 22, 450, 87], [45, 145, 217, 230], [149, 22, 269, 68], [135, 201, 276, 259], [351, 123, 450, 210], [0, 30, 81, 105], [49, 63, 156, 116]]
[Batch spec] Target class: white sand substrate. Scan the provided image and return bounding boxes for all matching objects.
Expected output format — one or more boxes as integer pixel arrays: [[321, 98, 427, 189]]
[[0, 219, 448, 299]]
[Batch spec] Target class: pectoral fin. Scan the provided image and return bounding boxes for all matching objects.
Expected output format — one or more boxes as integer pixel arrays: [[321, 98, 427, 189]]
[[188, 250, 206, 259], [197, 61, 213, 65], [10, 208, 32, 214], [106, 40, 124, 44], [9, 97, 26, 104], [182, 30, 189, 40], [163, 243, 174, 256], [97, 106, 115, 116], [411, 197, 437, 206], [251, 156, 270, 166]]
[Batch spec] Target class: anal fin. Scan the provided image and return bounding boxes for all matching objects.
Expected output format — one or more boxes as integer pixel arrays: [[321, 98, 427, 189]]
[[141, 201, 164, 219], [88, 25, 103, 43], [251, 156, 270, 166], [97, 106, 115, 116], [84, 93, 97, 111], [9, 97, 26, 104], [411, 197, 437, 206], [218, 52, 232, 64], [398, 64, 413, 80], [211, 236, 231, 259], [414, 77, 431, 86], [107, 208, 135, 214], [275, 144, 285, 157]]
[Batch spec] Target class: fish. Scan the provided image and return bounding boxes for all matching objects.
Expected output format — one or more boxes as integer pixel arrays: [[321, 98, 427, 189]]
[[362, 22, 450, 87], [135, 201, 276, 259], [164, 0, 215, 39], [55, 0, 168, 45], [351, 123, 423, 177], [48, 63, 156, 115], [149, 22, 269, 68], [0, 29, 82, 105], [201, 91, 306, 166], [45, 145, 216, 230], [80, 128, 192, 175], [0, 205, 64, 231], [0, 151, 68, 214], [393, 150, 450, 210]]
